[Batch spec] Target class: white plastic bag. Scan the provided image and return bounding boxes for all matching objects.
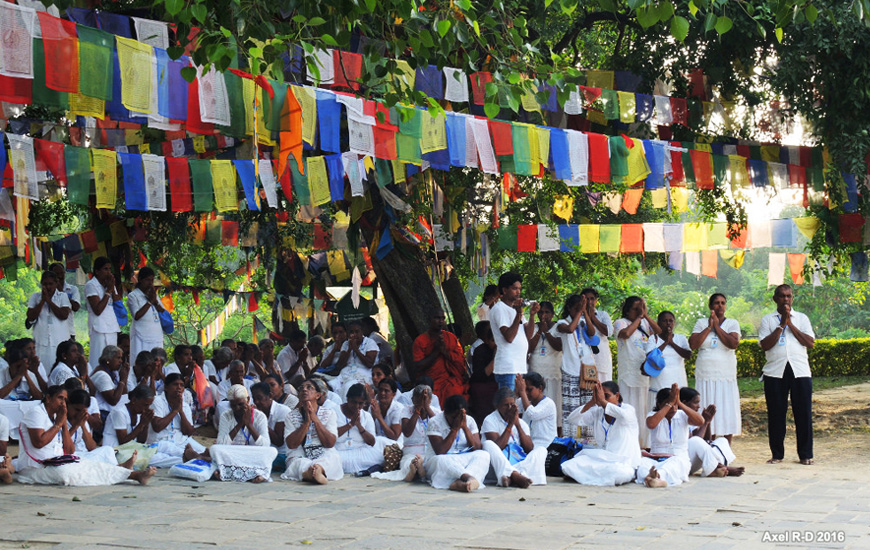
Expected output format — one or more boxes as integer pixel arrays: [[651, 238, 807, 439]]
[[169, 458, 217, 482]]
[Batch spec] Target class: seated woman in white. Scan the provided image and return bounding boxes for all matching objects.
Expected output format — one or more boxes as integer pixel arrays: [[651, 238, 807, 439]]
[[251, 381, 291, 468], [329, 322, 379, 397], [281, 379, 342, 484], [311, 377, 342, 417], [66, 389, 119, 465], [17, 385, 155, 486], [373, 384, 440, 483], [48, 341, 82, 388], [368, 378, 403, 447], [0, 412, 12, 484], [215, 360, 255, 421], [482, 387, 547, 488], [102, 384, 155, 448], [264, 373, 299, 409], [89, 346, 130, 418], [146, 373, 205, 467], [515, 372, 557, 449], [424, 394, 489, 492], [680, 387, 744, 478], [207, 384, 276, 482], [1, 342, 45, 443], [561, 381, 641, 486], [336, 383, 383, 476], [636, 384, 705, 488], [397, 375, 441, 411]]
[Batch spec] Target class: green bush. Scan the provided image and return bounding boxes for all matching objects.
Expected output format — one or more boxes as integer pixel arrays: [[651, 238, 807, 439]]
[[607, 338, 870, 378]]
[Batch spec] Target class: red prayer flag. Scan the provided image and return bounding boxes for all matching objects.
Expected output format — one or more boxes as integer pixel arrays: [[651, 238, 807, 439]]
[[578, 86, 602, 106], [622, 188, 644, 215], [517, 224, 537, 252], [620, 224, 643, 253], [0, 75, 33, 104], [788, 165, 806, 187], [37, 13, 80, 93], [690, 149, 715, 189], [799, 146, 813, 168], [470, 72, 492, 105], [839, 213, 864, 243], [669, 142, 685, 184], [736, 144, 751, 160], [313, 222, 331, 249], [729, 224, 748, 249], [368, 100, 398, 160], [33, 139, 67, 186], [166, 157, 193, 212], [187, 76, 215, 135], [138, 250, 148, 268], [670, 97, 688, 126], [221, 221, 239, 246], [80, 230, 98, 253], [278, 85, 304, 177], [689, 69, 707, 100], [247, 293, 259, 312], [488, 120, 513, 156], [331, 50, 362, 91], [274, 159, 292, 202], [587, 132, 611, 183]]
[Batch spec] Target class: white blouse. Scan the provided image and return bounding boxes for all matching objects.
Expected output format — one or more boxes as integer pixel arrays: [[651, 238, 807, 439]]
[[613, 318, 653, 387], [521, 396, 557, 449], [567, 402, 641, 468], [283, 406, 338, 458], [692, 317, 741, 380], [216, 408, 270, 446], [646, 334, 690, 392], [647, 409, 690, 457], [424, 413, 480, 460], [19, 404, 64, 470], [336, 409, 376, 451]]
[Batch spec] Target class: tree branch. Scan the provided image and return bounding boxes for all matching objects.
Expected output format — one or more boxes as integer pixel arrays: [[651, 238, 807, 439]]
[[550, 11, 639, 56]]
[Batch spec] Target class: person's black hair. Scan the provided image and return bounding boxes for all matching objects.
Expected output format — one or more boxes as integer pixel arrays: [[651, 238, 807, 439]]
[[63, 377, 83, 391], [288, 329, 307, 343], [378, 378, 399, 393], [221, 338, 237, 347], [117, 333, 130, 343], [346, 383, 366, 400], [43, 384, 65, 402], [443, 394, 468, 414], [347, 320, 363, 330], [653, 387, 672, 411], [173, 345, 191, 359], [129, 385, 155, 401], [5, 346, 26, 364], [190, 344, 203, 355], [679, 387, 700, 404], [560, 294, 583, 319], [773, 284, 792, 297], [523, 371, 545, 390], [93, 256, 112, 272], [250, 382, 271, 398], [264, 373, 283, 386], [417, 375, 434, 387], [372, 362, 393, 379], [164, 373, 184, 387], [53, 340, 77, 369], [361, 317, 379, 332], [621, 296, 643, 319], [539, 300, 554, 313], [135, 350, 156, 366], [68, 389, 91, 407], [497, 271, 522, 293], [136, 266, 155, 283], [332, 321, 347, 332], [493, 386, 516, 407], [657, 310, 675, 323], [580, 288, 599, 299], [474, 321, 490, 340], [40, 271, 58, 283], [49, 262, 65, 273], [482, 284, 498, 302], [708, 293, 727, 309], [602, 381, 622, 403]]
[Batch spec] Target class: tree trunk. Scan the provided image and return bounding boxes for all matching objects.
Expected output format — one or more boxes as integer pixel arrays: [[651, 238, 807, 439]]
[[441, 270, 474, 347]]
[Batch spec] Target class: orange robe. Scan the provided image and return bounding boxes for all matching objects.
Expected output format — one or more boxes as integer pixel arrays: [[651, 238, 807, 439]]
[[412, 331, 469, 403]]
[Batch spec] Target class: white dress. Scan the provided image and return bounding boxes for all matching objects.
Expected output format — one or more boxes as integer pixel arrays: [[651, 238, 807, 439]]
[[281, 407, 343, 481], [687, 435, 737, 476], [372, 400, 405, 450], [328, 337, 380, 397], [528, 325, 563, 426], [145, 394, 205, 468], [85, 277, 120, 370], [69, 423, 118, 465], [371, 406, 442, 482], [265, 400, 292, 455], [101, 404, 137, 449], [127, 288, 164, 364], [521, 396, 558, 449], [48, 362, 77, 388], [691, 317, 742, 436], [561, 402, 640, 486], [613, 318, 653, 447], [635, 410, 691, 486], [480, 411, 547, 486], [423, 413, 490, 490], [212, 408, 277, 481], [28, 291, 71, 367], [0, 360, 46, 439], [17, 404, 133, 486], [584, 309, 614, 382], [90, 369, 123, 412], [335, 409, 383, 473], [646, 334, 690, 394]]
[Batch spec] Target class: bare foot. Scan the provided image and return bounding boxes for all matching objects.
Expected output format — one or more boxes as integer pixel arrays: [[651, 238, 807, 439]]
[[130, 466, 157, 485], [120, 450, 138, 470], [449, 480, 467, 492], [727, 466, 746, 476], [800, 458, 814, 466], [464, 477, 480, 492], [311, 465, 328, 485], [0, 468, 12, 484], [414, 455, 425, 479], [183, 444, 200, 462], [766, 458, 782, 464], [644, 466, 667, 488], [509, 471, 531, 489], [250, 476, 267, 483], [708, 465, 728, 478], [403, 458, 419, 482]]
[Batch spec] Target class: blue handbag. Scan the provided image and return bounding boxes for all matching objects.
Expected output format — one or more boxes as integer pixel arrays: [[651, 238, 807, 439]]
[[158, 310, 174, 334], [503, 441, 528, 465], [112, 300, 128, 327]]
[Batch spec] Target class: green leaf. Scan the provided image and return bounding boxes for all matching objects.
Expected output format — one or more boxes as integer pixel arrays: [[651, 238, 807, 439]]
[[704, 12, 717, 32], [292, 15, 306, 23], [165, 0, 183, 16], [191, 3, 207, 23], [714, 15, 733, 34], [419, 29, 435, 48], [597, 0, 616, 10], [657, 1, 675, 21], [688, 0, 698, 17], [364, 0, 376, 13], [671, 15, 690, 41], [308, 17, 326, 26], [775, 27, 783, 43], [167, 46, 184, 60], [756, 21, 766, 38], [544, 0, 554, 7], [636, 6, 659, 28], [180, 66, 197, 83], [322, 34, 339, 46], [508, 72, 521, 85], [437, 19, 452, 37], [806, 4, 818, 24], [473, 21, 481, 37], [249, 46, 263, 59], [560, 0, 578, 16], [455, 0, 471, 10], [484, 102, 499, 118]]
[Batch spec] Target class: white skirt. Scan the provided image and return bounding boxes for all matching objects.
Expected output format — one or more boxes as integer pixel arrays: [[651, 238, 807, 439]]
[[17, 460, 132, 486], [635, 455, 690, 486], [337, 445, 384, 474], [561, 449, 636, 486], [371, 452, 420, 482], [281, 448, 344, 482], [529, 362, 563, 427], [0, 399, 42, 439], [620, 384, 650, 448], [483, 440, 547, 486], [695, 378, 742, 436], [688, 436, 737, 476], [88, 331, 118, 371], [424, 450, 490, 490], [209, 444, 277, 482], [78, 446, 119, 465]]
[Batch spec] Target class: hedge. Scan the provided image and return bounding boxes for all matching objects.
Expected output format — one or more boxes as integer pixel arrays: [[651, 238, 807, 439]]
[[607, 338, 870, 378]]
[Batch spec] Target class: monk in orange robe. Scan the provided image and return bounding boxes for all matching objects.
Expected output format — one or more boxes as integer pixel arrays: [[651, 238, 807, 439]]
[[412, 309, 469, 403]]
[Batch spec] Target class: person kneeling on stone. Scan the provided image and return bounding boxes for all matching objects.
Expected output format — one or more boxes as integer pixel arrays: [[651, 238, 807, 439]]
[[337, 383, 383, 476], [482, 387, 547, 488]]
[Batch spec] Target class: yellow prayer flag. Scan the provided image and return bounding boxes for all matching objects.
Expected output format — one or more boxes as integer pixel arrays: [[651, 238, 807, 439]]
[[671, 187, 689, 213], [617, 91, 636, 123], [393, 60, 416, 91], [522, 124, 541, 169], [327, 250, 349, 281], [702, 101, 715, 125], [69, 93, 105, 119], [307, 156, 331, 206], [707, 222, 730, 249], [124, 129, 144, 146], [598, 225, 621, 253], [91, 149, 117, 209], [761, 145, 780, 162], [650, 188, 668, 208], [115, 36, 153, 113], [586, 109, 607, 126], [729, 155, 750, 189], [193, 135, 206, 153], [626, 139, 651, 185], [578, 224, 600, 253], [15, 197, 28, 256], [586, 70, 614, 90], [243, 78, 255, 136], [521, 83, 540, 113], [292, 85, 317, 146], [683, 222, 709, 251], [391, 159, 405, 184], [719, 250, 745, 269], [110, 220, 129, 247], [537, 127, 550, 171], [210, 160, 239, 212], [553, 195, 574, 221], [793, 216, 821, 240], [421, 111, 447, 153]]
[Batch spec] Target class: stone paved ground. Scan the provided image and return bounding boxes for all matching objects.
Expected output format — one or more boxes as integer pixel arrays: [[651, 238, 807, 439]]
[[1, 434, 868, 550]]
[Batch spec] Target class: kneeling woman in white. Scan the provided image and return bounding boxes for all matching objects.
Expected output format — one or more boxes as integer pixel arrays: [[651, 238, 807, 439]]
[[636, 384, 705, 487], [372, 384, 439, 482], [424, 394, 490, 492], [482, 387, 547, 488], [515, 372, 557, 449], [147, 373, 205, 468], [66, 389, 118, 465], [211, 384, 276, 482], [561, 381, 641, 486], [281, 380, 342, 484], [17, 386, 155, 486], [680, 387, 744, 478], [336, 383, 382, 475]]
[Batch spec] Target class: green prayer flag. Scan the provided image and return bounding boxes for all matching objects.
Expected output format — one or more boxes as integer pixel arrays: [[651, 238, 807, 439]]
[[680, 142, 695, 185], [397, 107, 423, 163], [65, 145, 91, 205], [600, 89, 619, 120], [189, 159, 214, 212], [749, 145, 762, 161], [811, 147, 824, 168], [497, 225, 518, 251], [687, 99, 704, 127], [809, 167, 825, 192], [712, 154, 730, 187], [205, 220, 221, 246], [5, 260, 19, 282], [94, 223, 111, 243], [598, 225, 621, 253], [609, 136, 629, 184], [32, 39, 68, 109], [266, 79, 287, 133], [512, 124, 533, 176], [77, 26, 113, 101], [498, 155, 516, 175], [217, 70, 247, 138], [375, 158, 392, 188], [289, 155, 310, 206]]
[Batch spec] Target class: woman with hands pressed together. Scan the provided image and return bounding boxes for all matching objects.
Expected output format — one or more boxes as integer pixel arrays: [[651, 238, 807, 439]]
[[336, 383, 383, 476], [689, 293, 742, 443], [147, 373, 205, 467], [680, 387, 744, 478], [89, 346, 129, 417], [372, 384, 440, 483], [102, 384, 155, 448], [515, 372, 558, 449], [527, 301, 563, 426], [85, 257, 123, 373], [207, 384, 275, 482], [613, 296, 661, 447], [127, 267, 165, 365], [554, 294, 597, 436], [66, 389, 120, 465], [331, 321, 379, 397], [636, 383, 705, 488], [48, 341, 83, 388], [26, 271, 71, 366], [367, 378, 403, 444], [281, 379, 342, 484], [18, 385, 156, 486], [646, 311, 691, 395], [424, 394, 489, 492], [482, 387, 547, 488]]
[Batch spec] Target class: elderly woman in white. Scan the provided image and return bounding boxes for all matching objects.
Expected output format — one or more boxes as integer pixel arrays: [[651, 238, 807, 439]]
[[281, 379, 342, 484], [208, 384, 275, 482]]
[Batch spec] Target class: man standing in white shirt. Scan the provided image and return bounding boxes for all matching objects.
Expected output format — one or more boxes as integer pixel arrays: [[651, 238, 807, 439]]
[[758, 284, 815, 465], [580, 288, 614, 382], [489, 272, 539, 391]]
